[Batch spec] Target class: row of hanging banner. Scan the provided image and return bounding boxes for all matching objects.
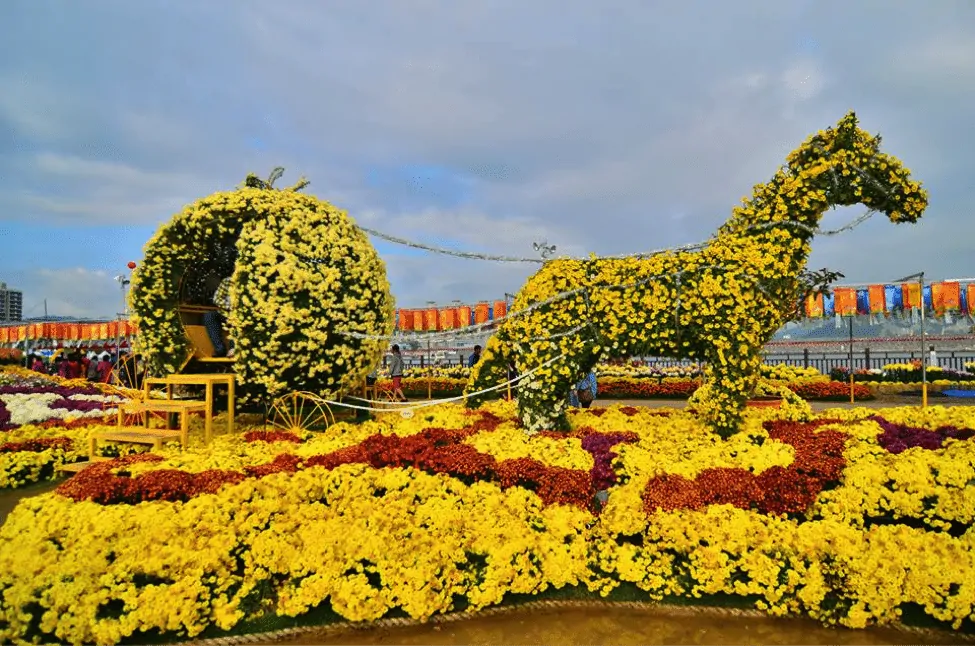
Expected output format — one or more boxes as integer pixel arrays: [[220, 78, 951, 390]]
[[805, 281, 973, 318], [4, 284, 968, 343], [395, 301, 509, 332], [0, 301, 512, 342], [0, 321, 135, 344]]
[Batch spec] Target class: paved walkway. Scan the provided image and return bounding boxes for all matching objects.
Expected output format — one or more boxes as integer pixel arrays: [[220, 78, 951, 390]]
[[279, 603, 956, 646]]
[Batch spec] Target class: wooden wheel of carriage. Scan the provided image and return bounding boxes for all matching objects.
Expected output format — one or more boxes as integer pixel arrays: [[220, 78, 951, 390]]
[[268, 391, 334, 433]]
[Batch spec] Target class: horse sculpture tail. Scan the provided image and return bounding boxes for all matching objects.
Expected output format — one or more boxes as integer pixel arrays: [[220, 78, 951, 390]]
[[465, 324, 515, 409]]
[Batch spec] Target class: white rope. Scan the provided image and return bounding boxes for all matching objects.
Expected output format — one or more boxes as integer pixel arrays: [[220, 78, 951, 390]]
[[329, 352, 565, 413], [349, 208, 877, 266]]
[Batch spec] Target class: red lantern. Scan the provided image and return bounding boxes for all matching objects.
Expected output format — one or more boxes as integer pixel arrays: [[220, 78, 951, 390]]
[[127, 261, 137, 270]]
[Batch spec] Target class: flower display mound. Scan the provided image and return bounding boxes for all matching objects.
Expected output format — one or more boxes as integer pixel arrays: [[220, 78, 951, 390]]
[[465, 112, 928, 437], [3, 402, 975, 645], [129, 169, 392, 402]]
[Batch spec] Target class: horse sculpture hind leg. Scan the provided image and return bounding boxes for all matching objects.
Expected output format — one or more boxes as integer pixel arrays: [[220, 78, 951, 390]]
[[466, 259, 601, 432]]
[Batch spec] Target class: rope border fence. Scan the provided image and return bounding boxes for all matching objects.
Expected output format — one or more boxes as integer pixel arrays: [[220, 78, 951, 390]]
[[181, 598, 974, 646]]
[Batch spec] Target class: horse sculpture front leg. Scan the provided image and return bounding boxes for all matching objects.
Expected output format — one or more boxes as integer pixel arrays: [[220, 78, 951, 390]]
[[691, 320, 765, 438]]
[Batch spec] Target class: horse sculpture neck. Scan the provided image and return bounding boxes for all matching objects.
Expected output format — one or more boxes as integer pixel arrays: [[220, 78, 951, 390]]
[[707, 141, 846, 285]]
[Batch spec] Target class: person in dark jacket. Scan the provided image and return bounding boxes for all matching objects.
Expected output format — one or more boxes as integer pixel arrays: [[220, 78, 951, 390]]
[[468, 345, 482, 368]]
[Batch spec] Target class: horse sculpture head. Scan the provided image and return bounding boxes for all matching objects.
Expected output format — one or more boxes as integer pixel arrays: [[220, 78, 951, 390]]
[[787, 112, 927, 224]]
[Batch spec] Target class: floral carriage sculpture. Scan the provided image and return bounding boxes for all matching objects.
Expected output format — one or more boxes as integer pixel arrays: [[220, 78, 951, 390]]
[[129, 169, 394, 430], [466, 113, 928, 436]]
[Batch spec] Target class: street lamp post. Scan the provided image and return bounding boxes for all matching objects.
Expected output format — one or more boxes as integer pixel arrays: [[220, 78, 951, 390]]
[[114, 273, 130, 362], [896, 272, 927, 408]]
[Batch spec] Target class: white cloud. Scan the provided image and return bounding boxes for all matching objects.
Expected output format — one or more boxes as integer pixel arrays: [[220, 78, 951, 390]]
[[6, 153, 222, 224], [9, 268, 123, 320]]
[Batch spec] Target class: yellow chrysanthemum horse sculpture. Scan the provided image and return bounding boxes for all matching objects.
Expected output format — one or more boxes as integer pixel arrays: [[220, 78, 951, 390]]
[[466, 113, 928, 437]]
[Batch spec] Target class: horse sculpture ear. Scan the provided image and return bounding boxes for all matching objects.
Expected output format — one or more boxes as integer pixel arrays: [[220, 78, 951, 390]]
[[837, 111, 859, 134]]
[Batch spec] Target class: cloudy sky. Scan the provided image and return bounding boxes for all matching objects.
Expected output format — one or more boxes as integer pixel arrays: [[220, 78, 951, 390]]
[[1, 0, 973, 320]]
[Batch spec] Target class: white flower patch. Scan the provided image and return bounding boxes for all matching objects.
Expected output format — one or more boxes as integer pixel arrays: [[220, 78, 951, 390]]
[[68, 394, 124, 404], [0, 393, 116, 427]]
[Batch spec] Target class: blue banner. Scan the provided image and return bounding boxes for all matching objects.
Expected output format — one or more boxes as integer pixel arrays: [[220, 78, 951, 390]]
[[885, 284, 900, 312], [823, 291, 835, 317], [923, 285, 933, 311], [856, 288, 870, 315]]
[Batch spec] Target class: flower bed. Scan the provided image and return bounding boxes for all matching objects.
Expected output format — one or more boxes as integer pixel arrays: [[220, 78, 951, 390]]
[[388, 375, 871, 401], [1, 401, 974, 644], [0, 369, 137, 488], [832, 364, 975, 384]]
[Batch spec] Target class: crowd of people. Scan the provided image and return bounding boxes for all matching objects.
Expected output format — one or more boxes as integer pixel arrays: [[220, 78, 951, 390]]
[[23, 350, 128, 384]]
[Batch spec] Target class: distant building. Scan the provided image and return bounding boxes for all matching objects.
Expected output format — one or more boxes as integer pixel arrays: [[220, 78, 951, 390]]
[[0, 283, 23, 322]]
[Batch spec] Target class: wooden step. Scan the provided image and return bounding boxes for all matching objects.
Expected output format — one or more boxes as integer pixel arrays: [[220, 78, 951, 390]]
[[198, 357, 235, 363], [57, 457, 110, 473], [119, 400, 208, 413], [95, 428, 182, 444]]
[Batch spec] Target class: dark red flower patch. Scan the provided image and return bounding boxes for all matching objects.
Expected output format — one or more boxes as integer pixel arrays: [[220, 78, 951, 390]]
[[243, 431, 303, 444], [34, 415, 115, 431], [868, 416, 975, 454], [56, 410, 610, 509], [642, 419, 847, 516], [0, 436, 74, 453]]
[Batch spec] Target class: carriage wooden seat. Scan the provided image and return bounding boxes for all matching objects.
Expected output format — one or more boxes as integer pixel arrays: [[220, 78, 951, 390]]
[[177, 303, 235, 370], [182, 324, 234, 363]]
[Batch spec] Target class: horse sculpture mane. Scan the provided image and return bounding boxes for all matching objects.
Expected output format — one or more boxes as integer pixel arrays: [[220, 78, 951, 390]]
[[465, 112, 928, 436]]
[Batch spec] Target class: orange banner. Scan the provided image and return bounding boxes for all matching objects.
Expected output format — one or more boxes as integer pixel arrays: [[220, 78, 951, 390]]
[[932, 282, 946, 316], [493, 300, 508, 321], [423, 308, 438, 332], [805, 293, 824, 318], [903, 283, 921, 310], [868, 285, 886, 315], [834, 288, 857, 316], [474, 303, 490, 325], [457, 306, 471, 328], [0, 328, 8, 343], [438, 308, 455, 330], [398, 310, 413, 332], [942, 281, 961, 312]]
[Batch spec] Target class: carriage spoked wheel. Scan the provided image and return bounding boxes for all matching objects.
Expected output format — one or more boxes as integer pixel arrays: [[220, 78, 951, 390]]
[[105, 354, 150, 401], [268, 391, 334, 433]]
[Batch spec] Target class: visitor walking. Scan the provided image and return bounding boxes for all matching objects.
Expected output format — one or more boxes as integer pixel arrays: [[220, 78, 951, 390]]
[[569, 369, 598, 409], [468, 345, 482, 368], [96, 354, 113, 383], [204, 276, 234, 358], [389, 344, 407, 401], [86, 355, 100, 381], [506, 360, 517, 401], [30, 355, 46, 374]]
